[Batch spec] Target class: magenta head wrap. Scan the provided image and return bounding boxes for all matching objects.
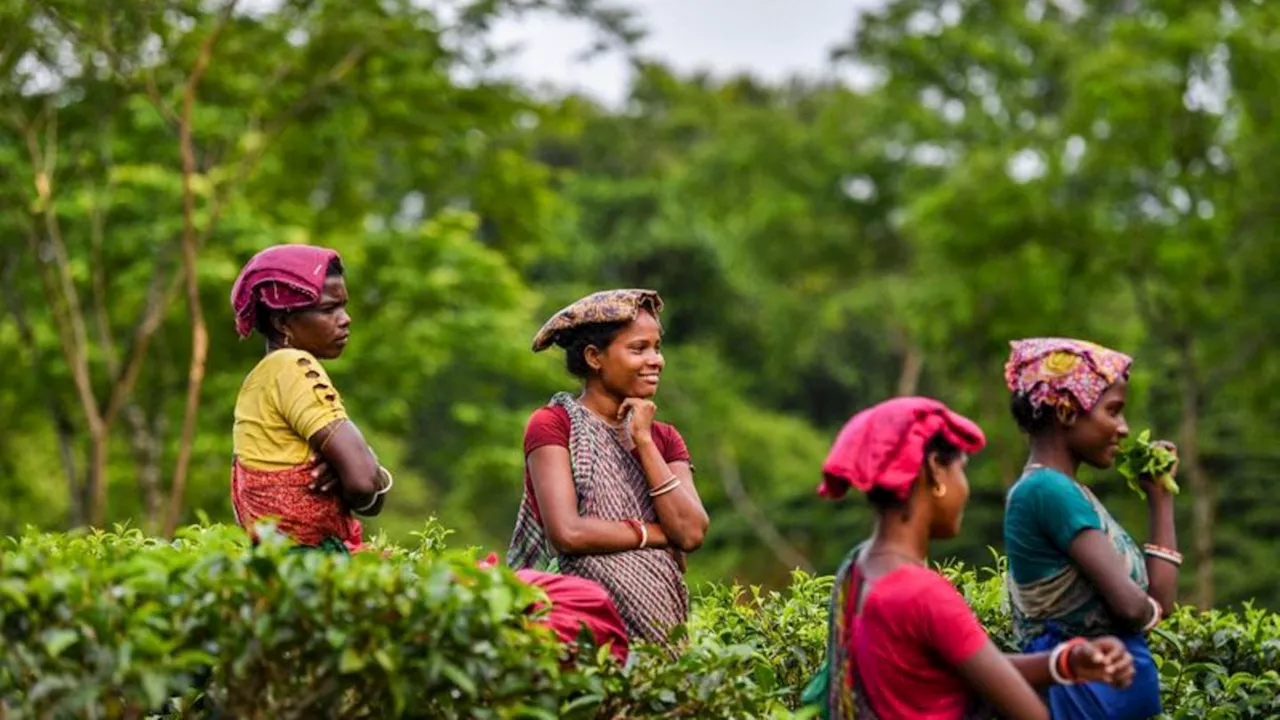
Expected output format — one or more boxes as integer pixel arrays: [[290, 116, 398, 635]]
[[1003, 338, 1132, 413], [819, 397, 986, 502], [230, 245, 342, 339]]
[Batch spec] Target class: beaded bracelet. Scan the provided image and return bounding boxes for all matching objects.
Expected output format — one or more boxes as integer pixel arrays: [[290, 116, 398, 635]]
[[1143, 543, 1183, 567]]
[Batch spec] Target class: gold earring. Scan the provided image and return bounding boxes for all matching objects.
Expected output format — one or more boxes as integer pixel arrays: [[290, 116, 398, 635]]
[[932, 483, 948, 498], [1056, 404, 1075, 425]]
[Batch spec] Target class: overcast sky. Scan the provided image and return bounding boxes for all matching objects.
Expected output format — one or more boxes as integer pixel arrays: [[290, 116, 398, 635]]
[[484, 0, 888, 105]]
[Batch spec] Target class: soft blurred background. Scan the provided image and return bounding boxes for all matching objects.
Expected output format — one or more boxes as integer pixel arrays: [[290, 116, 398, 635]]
[[2, 0, 1277, 610]]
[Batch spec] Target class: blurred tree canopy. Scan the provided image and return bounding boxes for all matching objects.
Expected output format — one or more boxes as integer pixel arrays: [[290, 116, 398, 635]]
[[1, 0, 1277, 609]]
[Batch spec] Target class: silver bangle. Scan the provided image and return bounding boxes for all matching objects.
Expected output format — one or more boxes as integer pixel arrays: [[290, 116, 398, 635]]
[[353, 467, 394, 512], [648, 475, 681, 497], [375, 466, 394, 495]]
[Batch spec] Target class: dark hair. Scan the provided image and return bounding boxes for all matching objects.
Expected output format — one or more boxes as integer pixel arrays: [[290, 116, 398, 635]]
[[1010, 391, 1056, 435], [866, 432, 963, 513], [253, 257, 345, 338], [556, 320, 630, 379]]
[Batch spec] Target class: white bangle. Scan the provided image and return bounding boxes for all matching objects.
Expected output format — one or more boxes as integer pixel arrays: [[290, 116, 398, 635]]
[[648, 475, 681, 497], [353, 493, 380, 513], [1047, 643, 1075, 685], [375, 466, 394, 495], [638, 522, 648, 549], [1142, 597, 1162, 632], [353, 467, 394, 513], [649, 479, 682, 498]]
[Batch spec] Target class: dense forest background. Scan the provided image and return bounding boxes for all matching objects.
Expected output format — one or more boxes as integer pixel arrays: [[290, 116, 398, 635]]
[[2, 0, 1277, 610]]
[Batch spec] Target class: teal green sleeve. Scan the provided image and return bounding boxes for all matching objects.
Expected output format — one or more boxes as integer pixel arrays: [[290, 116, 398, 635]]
[[1024, 470, 1103, 552]]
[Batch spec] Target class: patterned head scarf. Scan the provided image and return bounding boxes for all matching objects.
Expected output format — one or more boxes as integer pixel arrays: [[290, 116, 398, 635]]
[[1003, 337, 1133, 413], [230, 244, 342, 339], [819, 397, 986, 502], [531, 289, 663, 352]]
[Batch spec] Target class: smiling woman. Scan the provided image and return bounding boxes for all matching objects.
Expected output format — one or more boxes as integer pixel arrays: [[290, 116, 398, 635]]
[[506, 289, 710, 651], [227, 245, 393, 553]]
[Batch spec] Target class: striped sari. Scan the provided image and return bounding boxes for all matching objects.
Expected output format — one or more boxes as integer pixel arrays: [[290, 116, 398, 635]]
[[507, 392, 688, 650]]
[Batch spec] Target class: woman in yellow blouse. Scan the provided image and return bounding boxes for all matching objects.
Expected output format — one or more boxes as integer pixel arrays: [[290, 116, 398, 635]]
[[229, 244, 392, 552]]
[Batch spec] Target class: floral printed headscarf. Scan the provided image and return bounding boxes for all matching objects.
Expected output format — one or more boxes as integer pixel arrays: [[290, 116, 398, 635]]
[[1003, 338, 1133, 413]]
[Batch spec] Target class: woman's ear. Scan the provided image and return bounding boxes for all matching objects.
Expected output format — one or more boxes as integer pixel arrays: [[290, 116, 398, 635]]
[[924, 451, 947, 484], [270, 312, 289, 338], [584, 344, 604, 373], [1057, 405, 1078, 428]]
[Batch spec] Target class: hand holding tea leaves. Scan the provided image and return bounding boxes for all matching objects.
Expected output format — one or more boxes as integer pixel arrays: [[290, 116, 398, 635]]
[[1116, 430, 1179, 499]]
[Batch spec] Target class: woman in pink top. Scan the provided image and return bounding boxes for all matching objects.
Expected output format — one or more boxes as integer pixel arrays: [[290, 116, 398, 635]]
[[810, 397, 1137, 720]]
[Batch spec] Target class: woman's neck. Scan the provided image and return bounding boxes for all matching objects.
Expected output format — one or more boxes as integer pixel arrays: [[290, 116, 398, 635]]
[[868, 513, 930, 567], [577, 384, 623, 424], [1026, 433, 1079, 478]]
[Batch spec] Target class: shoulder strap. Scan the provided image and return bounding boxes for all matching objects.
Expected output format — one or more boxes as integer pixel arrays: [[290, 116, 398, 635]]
[[824, 541, 879, 720]]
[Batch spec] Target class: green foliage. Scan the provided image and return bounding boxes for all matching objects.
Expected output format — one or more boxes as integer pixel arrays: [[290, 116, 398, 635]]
[[3, 0, 1280, 620], [2, 525, 1278, 718], [1117, 430, 1181, 499]]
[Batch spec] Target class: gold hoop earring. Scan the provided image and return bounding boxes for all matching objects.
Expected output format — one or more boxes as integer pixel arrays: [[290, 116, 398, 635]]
[[932, 483, 948, 498]]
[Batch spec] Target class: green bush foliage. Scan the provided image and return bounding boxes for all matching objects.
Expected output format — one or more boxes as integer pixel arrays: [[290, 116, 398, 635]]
[[1, 524, 1276, 719]]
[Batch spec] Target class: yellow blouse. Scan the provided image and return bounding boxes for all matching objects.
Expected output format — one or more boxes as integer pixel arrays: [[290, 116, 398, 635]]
[[233, 349, 348, 470]]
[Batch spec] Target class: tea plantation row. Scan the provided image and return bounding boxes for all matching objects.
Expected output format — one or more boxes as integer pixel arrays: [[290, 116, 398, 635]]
[[0, 522, 1276, 718]]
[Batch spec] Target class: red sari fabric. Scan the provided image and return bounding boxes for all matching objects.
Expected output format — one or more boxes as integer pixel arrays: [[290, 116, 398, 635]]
[[480, 553, 629, 663], [516, 568, 631, 663], [230, 458, 363, 551]]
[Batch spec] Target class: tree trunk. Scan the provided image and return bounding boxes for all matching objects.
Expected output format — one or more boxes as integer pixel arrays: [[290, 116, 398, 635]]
[[164, 7, 234, 537], [88, 425, 114, 526], [1179, 342, 1214, 608], [54, 414, 82, 526], [1, 250, 85, 525], [896, 345, 924, 397], [716, 446, 814, 574], [124, 405, 164, 532], [166, 316, 207, 536]]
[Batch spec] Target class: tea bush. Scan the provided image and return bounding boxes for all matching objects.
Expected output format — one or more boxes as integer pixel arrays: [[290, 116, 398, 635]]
[[1, 524, 1276, 718]]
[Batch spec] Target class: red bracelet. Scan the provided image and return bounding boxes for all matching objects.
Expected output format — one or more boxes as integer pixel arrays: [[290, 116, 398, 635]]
[[1058, 637, 1087, 682], [622, 519, 646, 548]]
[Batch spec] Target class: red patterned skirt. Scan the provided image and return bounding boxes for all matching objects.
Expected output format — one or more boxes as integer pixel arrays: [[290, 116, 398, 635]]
[[230, 458, 363, 552]]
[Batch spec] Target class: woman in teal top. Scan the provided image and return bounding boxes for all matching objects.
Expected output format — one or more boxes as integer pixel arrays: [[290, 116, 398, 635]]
[[1002, 338, 1181, 720]]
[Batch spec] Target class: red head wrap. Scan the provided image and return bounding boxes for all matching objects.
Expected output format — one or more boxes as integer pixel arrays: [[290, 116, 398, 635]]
[[230, 244, 342, 339], [818, 397, 986, 502]]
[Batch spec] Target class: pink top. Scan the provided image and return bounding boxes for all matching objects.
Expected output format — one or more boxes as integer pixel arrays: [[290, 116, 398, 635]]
[[847, 564, 989, 720]]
